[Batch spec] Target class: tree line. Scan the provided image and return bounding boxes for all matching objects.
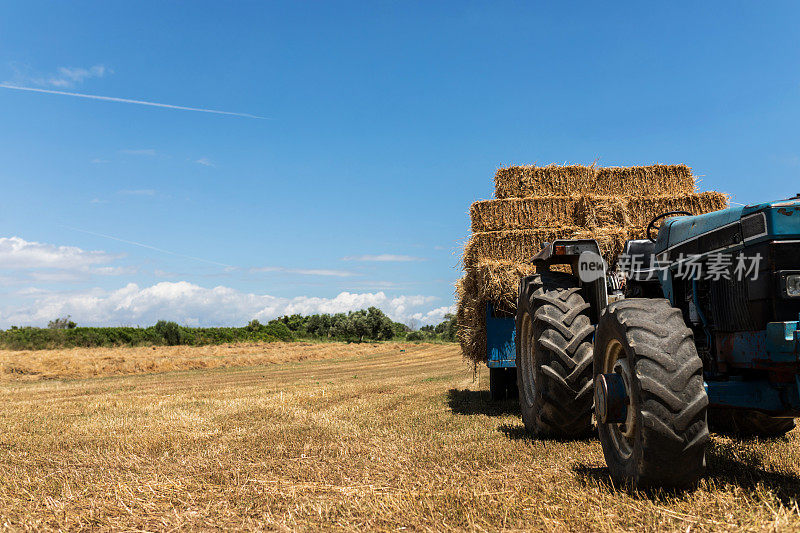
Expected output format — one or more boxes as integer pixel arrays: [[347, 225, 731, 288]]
[[0, 308, 456, 350]]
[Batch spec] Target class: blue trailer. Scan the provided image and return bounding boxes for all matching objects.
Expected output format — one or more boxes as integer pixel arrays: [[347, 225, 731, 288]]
[[485, 302, 517, 400]]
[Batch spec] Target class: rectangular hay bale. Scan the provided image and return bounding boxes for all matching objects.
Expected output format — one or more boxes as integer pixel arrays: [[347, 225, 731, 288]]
[[462, 227, 631, 268], [456, 260, 537, 363], [494, 164, 697, 199], [625, 192, 729, 227], [469, 192, 728, 233], [470, 196, 626, 232]]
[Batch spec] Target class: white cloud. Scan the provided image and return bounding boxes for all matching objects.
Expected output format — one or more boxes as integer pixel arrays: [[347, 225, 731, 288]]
[[4, 64, 109, 88], [119, 149, 156, 156], [0, 282, 447, 328], [345, 280, 404, 289], [118, 189, 156, 196], [280, 292, 436, 318], [409, 305, 456, 323], [0, 236, 117, 270], [46, 65, 108, 88], [28, 271, 87, 283], [341, 254, 426, 262], [90, 158, 109, 164], [0, 237, 132, 286], [195, 157, 214, 167], [13, 287, 50, 296], [154, 269, 182, 279], [250, 266, 357, 277]]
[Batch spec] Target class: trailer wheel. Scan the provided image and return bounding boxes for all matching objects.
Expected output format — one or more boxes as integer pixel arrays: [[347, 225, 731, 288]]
[[489, 368, 518, 401], [489, 368, 506, 401], [515, 272, 594, 437], [708, 408, 795, 438], [594, 299, 708, 488]]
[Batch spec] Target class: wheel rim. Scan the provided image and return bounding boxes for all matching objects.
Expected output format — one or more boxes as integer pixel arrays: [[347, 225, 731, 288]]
[[519, 313, 536, 407], [602, 339, 636, 460]]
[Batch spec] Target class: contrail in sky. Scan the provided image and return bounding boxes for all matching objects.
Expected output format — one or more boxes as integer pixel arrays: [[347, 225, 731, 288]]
[[0, 84, 266, 119], [61, 225, 235, 268]]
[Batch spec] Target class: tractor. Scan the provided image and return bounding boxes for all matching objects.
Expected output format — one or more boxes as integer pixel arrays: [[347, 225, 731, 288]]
[[514, 195, 800, 487]]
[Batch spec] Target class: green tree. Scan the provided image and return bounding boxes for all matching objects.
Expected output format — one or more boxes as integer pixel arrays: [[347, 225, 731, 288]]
[[366, 307, 394, 340], [351, 310, 370, 342], [330, 313, 353, 339], [407, 331, 424, 341], [48, 316, 76, 329], [264, 320, 294, 341], [153, 320, 183, 345], [434, 313, 457, 341]]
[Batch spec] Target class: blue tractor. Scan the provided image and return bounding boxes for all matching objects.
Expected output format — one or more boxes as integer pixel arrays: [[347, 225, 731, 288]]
[[507, 195, 800, 487]]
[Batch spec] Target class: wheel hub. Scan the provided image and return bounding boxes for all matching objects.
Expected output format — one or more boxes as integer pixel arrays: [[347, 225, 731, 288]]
[[595, 372, 628, 424]]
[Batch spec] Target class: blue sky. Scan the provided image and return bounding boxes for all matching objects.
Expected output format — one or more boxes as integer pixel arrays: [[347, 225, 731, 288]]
[[1, 1, 799, 327]]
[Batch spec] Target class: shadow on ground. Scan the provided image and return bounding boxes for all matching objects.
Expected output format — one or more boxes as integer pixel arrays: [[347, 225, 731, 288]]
[[447, 388, 519, 417], [446, 389, 599, 442], [573, 437, 800, 502], [498, 423, 597, 442]]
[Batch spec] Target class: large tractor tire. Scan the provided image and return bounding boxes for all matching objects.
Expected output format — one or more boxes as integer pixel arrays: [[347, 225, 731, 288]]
[[594, 299, 709, 488], [515, 272, 594, 438], [708, 408, 795, 438]]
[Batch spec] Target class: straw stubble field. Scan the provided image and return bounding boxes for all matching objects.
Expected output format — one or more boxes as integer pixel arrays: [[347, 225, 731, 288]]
[[1, 342, 800, 530]]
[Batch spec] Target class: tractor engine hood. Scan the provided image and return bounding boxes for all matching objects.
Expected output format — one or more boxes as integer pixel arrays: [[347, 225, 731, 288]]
[[655, 196, 800, 257]]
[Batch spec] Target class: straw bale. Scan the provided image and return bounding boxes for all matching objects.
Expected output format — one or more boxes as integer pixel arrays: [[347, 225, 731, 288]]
[[456, 260, 537, 362], [456, 290, 485, 363], [494, 164, 696, 198], [595, 165, 696, 196], [494, 164, 595, 199], [625, 192, 729, 227], [469, 192, 728, 233], [470, 197, 584, 233], [463, 227, 630, 268]]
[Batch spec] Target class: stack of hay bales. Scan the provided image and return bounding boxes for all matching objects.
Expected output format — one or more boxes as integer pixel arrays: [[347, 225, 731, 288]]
[[457, 164, 729, 363]]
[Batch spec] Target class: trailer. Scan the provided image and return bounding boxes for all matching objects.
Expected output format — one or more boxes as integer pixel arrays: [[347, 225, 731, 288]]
[[485, 302, 517, 400]]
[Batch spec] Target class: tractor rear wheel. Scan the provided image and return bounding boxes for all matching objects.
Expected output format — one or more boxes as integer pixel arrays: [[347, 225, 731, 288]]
[[594, 298, 709, 488], [515, 272, 594, 438], [708, 408, 795, 438]]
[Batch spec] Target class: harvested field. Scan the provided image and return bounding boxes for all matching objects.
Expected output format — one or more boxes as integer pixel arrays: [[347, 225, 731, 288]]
[[0, 341, 417, 381], [1, 342, 799, 531], [470, 192, 729, 233], [494, 163, 696, 198]]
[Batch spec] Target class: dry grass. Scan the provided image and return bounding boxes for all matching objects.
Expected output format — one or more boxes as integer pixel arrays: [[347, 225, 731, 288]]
[[0, 341, 418, 381], [1, 343, 799, 531]]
